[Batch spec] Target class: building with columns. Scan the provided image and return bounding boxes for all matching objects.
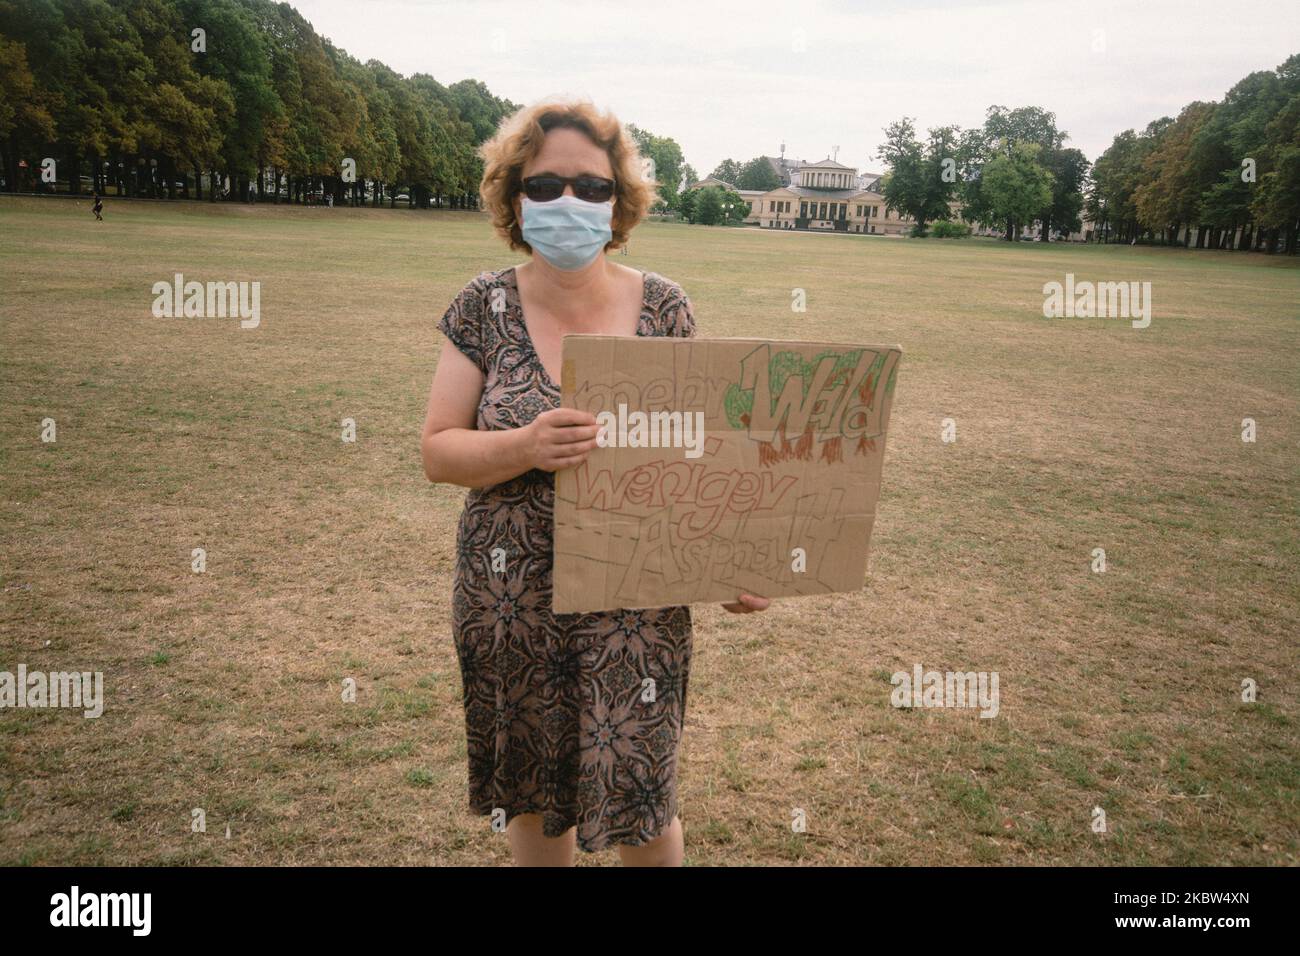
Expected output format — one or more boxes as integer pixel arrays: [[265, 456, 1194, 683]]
[[691, 153, 917, 236]]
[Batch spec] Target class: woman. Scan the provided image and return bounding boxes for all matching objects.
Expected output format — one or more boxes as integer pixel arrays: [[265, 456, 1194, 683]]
[[421, 99, 769, 866]]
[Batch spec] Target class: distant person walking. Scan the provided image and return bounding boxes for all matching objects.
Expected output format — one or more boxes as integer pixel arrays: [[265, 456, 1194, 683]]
[[91, 192, 103, 222]]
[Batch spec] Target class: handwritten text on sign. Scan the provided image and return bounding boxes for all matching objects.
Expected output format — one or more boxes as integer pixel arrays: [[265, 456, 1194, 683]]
[[553, 337, 901, 613]]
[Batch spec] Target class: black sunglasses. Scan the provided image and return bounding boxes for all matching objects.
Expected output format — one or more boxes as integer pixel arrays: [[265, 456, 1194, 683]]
[[522, 175, 615, 203]]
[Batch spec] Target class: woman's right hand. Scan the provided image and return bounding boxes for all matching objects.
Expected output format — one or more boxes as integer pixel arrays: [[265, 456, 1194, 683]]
[[525, 408, 600, 472]]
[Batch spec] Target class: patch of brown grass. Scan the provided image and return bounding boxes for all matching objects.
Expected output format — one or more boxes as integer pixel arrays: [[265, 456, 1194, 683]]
[[0, 196, 1296, 865]]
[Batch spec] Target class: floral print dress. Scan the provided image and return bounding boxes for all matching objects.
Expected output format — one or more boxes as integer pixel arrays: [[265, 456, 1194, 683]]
[[437, 265, 696, 852]]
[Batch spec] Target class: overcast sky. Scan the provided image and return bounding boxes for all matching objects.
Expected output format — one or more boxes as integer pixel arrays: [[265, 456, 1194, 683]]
[[292, 0, 1297, 176]]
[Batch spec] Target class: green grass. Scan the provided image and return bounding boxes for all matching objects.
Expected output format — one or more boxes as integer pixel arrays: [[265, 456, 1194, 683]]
[[0, 195, 1296, 866]]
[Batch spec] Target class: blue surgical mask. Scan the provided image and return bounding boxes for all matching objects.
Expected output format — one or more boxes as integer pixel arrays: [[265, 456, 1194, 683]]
[[521, 194, 613, 271]]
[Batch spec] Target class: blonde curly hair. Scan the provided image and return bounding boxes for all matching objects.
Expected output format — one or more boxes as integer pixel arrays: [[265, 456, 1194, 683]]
[[478, 97, 659, 254]]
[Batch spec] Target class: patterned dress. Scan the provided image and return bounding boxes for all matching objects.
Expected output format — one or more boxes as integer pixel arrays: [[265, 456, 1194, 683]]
[[437, 265, 696, 852]]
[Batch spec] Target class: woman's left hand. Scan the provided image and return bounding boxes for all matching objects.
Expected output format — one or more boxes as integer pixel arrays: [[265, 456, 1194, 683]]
[[721, 593, 770, 614]]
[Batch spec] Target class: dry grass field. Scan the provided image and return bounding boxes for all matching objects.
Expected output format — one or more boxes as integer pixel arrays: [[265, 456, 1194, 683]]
[[0, 195, 1296, 866]]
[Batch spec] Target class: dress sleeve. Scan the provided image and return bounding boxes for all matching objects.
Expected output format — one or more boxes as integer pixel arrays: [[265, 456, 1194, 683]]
[[437, 278, 488, 373], [660, 285, 697, 339]]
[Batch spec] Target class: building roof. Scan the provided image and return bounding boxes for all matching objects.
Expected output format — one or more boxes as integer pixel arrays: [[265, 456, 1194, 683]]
[[761, 155, 804, 186], [782, 184, 882, 200], [802, 158, 854, 170], [688, 176, 735, 191]]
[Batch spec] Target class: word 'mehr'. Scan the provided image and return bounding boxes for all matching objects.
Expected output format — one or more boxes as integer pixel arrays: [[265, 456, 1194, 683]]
[[727, 346, 898, 451]]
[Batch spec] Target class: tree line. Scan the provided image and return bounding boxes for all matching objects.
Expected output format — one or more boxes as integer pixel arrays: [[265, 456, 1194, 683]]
[[1088, 55, 1299, 252], [0, 0, 694, 211], [875, 55, 1298, 251], [698, 56, 1297, 253], [3, 1, 1294, 249], [875, 106, 1091, 243], [1, 0, 516, 207]]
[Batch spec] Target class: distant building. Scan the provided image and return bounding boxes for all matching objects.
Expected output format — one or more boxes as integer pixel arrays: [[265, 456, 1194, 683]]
[[690, 149, 1098, 241], [690, 151, 916, 235], [746, 157, 914, 235]]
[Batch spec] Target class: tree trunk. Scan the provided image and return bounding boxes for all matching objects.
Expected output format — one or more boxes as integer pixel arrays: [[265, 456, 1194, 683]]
[[0, 141, 13, 193]]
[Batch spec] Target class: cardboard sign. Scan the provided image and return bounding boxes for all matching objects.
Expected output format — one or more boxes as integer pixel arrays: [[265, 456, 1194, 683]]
[[553, 337, 902, 614]]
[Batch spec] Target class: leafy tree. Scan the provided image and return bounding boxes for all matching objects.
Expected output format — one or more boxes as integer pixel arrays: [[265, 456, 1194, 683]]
[[957, 105, 1071, 240], [695, 185, 723, 224], [980, 142, 1054, 240], [736, 156, 780, 191], [0, 32, 56, 190], [1252, 61, 1300, 251], [1087, 119, 1169, 242], [177, 0, 280, 197], [1134, 102, 1216, 243], [707, 158, 743, 185], [1038, 146, 1088, 238], [676, 185, 697, 223], [718, 185, 748, 222], [877, 117, 959, 234], [0, 0, 520, 207], [626, 123, 684, 209], [1190, 68, 1290, 248]]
